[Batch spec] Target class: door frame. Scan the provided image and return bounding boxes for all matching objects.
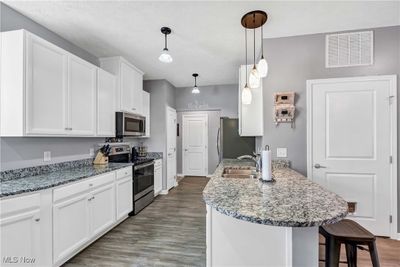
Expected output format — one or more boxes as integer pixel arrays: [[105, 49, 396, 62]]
[[165, 106, 177, 191], [306, 75, 398, 239], [182, 112, 209, 176]]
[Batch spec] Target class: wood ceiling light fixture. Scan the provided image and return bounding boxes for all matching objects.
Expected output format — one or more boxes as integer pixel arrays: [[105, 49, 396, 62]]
[[241, 10, 268, 29]]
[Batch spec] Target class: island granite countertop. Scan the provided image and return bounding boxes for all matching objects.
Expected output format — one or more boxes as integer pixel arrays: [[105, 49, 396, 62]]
[[0, 162, 133, 198], [203, 159, 348, 227]]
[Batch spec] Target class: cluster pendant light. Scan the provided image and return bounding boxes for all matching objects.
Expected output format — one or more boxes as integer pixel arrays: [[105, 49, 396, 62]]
[[192, 73, 200, 94], [241, 10, 268, 104], [159, 27, 173, 63]]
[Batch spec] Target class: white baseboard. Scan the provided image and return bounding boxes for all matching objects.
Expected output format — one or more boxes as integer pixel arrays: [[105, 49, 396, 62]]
[[397, 233, 400, 241], [159, 189, 169, 195]]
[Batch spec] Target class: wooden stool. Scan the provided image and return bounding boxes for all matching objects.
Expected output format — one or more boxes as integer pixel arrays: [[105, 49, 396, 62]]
[[319, 219, 380, 267]]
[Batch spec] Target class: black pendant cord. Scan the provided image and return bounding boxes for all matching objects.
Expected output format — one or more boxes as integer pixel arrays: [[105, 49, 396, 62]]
[[245, 27, 248, 85], [164, 34, 167, 50], [194, 76, 197, 87], [261, 25, 264, 59]]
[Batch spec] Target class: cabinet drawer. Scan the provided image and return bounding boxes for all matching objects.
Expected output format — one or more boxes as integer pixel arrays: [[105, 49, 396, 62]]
[[0, 193, 40, 217], [116, 167, 132, 180], [53, 172, 115, 203], [53, 179, 90, 203], [89, 172, 115, 189]]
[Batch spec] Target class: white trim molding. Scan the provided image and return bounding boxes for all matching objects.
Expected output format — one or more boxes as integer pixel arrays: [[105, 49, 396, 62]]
[[306, 75, 397, 239]]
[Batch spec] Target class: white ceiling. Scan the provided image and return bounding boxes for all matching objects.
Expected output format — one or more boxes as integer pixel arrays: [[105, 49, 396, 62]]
[[4, 1, 400, 87]]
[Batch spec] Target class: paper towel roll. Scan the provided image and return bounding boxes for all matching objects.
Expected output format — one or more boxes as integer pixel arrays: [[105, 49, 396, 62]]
[[262, 150, 272, 181]]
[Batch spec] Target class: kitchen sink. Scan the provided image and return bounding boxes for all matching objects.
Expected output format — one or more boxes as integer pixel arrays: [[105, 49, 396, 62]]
[[222, 167, 258, 179]]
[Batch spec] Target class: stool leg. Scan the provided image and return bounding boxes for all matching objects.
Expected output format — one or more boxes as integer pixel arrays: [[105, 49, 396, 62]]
[[345, 244, 356, 267], [326, 237, 341, 267], [368, 241, 380, 267]]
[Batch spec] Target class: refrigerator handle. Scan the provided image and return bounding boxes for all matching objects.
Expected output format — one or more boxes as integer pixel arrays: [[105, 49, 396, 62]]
[[217, 127, 220, 160]]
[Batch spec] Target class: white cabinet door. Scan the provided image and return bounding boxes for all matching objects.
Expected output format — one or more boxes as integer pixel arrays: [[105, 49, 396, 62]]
[[53, 192, 90, 264], [154, 160, 162, 196], [25, 34, 68, 135], [132, 71, 143, 115], [116, 176, 133, 220], [142, 91, 150, 137], [89, 182, 116, 237], [120, 61, 135, 113], [97, 69, 116, 136], [0, 209, 41, 266], [68, 56, 97, 136]]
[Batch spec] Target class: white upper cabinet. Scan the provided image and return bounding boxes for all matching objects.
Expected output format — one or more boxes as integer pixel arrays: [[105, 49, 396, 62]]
[[142, 91, 150, 137], [238, 65, 264, 136], [99, 56, 144, 115], [25, 32, 68, 135], [68, 55, 97, 136], [97, 69, 116, 137], [0, 30, 104, 137]]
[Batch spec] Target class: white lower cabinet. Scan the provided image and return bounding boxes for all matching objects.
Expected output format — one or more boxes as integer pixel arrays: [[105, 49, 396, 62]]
[[0, 193, 42, 266], [116, 176, 133, 220], [52, 172, 117, 266], [90, 182, 115, 236], [53, 192, 90, 265], [0, 169, 133, 267], [154, 159, 163, 196]]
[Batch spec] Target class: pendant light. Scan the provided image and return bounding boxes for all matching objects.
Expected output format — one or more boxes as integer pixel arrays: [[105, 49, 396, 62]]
[[192, 73, 200, 94], [241, 10, 268, 88], [159, 27, 173, 63], [248, 27, 260, 88], [242, 28, 252, 105], [258, 24, 268, 78]]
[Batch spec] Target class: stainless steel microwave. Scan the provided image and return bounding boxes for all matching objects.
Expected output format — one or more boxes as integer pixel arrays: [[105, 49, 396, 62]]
[[116, 112, 146, 137]]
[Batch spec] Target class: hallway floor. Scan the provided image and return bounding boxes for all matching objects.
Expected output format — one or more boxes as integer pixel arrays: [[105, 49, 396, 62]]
[[65, 176, 399, 267]]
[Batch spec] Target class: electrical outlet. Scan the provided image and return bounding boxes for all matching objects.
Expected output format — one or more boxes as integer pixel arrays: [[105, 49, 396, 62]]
[[44, 151, 51, 162], [89, 148, 95, 157], [277, 148, 287, 158]]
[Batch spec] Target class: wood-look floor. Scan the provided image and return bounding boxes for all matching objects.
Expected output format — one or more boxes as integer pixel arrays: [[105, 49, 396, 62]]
[[65, 176, 400, 267], [64, 177, 208, 267]]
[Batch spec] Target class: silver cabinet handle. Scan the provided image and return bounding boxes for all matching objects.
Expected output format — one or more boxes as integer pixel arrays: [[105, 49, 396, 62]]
[[89, 183, 93, 187], [132, 108, 136, 110], [314, 164, 327, 169], [35, 218, 40, 222], [88, 196, 95, 201], [184, 149, 188, 152], [65, 127, 72, 131]]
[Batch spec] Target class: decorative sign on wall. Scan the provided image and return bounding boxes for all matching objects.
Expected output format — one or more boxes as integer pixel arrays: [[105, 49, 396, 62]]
[[273, 92, 295, 128]]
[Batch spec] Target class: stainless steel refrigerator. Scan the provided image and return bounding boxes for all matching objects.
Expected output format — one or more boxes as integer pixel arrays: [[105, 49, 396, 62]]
[[218, 118, 255, 162]]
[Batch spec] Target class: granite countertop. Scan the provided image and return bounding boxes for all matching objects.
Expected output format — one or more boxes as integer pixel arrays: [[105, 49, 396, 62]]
[[203, 159, 348, 227], [0, 162, 133, 198]]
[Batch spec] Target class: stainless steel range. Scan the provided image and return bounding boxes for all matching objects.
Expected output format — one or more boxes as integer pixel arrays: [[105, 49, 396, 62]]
[[103, 143, 154, 215], [132, 158, 154, 215]]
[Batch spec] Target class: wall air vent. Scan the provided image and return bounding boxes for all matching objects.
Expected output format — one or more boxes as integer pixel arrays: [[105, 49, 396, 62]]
[[326, 31, 373, 68]]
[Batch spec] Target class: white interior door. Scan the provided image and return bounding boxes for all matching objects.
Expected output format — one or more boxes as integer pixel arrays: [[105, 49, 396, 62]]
[[183, 114, 208, 176], [307, 75, 397, 237], [166, 107, 177, 190]]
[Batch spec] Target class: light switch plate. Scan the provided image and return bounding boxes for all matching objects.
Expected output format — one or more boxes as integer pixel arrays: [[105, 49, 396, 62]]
[[277, 148, 287, 158], [44, 151, 51, 162], [89, 148, 95, 157]]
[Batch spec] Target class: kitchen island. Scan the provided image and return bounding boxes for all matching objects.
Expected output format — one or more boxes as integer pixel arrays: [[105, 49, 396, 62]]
[[203, 159, 348, 267]]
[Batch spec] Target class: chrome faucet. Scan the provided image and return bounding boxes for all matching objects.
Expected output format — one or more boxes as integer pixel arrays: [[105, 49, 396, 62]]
[[237, 154, 261, 172]]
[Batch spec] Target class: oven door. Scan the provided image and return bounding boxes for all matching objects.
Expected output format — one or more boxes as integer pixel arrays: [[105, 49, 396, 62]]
[[133, 162, 154, 200], [123, 113, 145, 136]]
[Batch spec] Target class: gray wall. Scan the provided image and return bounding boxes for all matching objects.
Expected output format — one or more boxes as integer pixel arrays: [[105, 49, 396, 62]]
[[258, 26, 400, 230], [175, 84, 238, 118], [177, 110, 221, 175], [0, 3, 104, 171], [0, 3, 99, 65], [143, 80, 176, 190]]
